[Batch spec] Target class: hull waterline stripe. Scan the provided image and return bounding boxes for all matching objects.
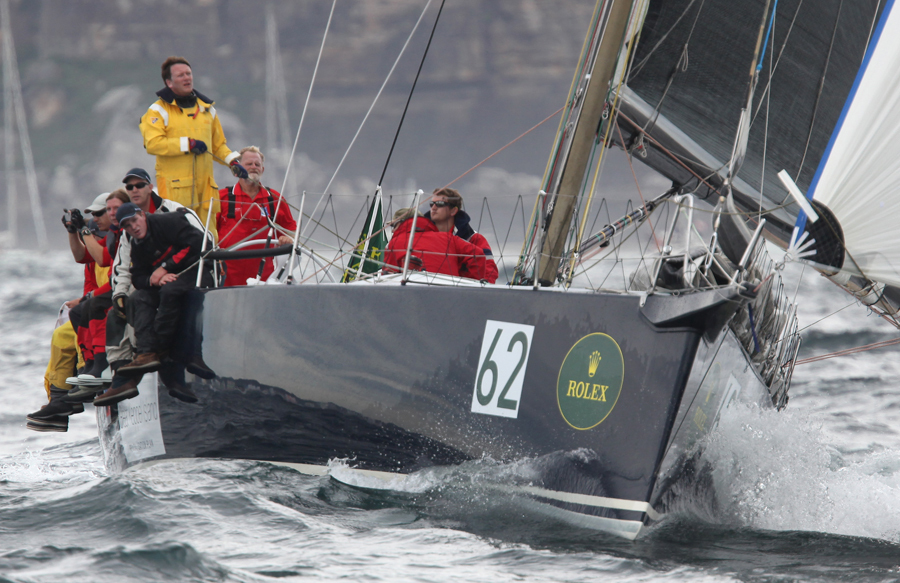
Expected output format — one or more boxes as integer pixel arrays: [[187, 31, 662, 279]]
[[515, 485, 663, 522], [126, 458, 662, 523]]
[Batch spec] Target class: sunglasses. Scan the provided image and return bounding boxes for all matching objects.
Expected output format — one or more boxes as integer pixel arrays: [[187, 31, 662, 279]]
[[429, 201, 454, 208], [91, 209, 106, 217], [125, 182, 148, 191]]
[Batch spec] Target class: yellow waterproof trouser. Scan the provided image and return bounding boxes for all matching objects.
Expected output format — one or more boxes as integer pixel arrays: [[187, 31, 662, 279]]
[[43, 321, 82, 397]]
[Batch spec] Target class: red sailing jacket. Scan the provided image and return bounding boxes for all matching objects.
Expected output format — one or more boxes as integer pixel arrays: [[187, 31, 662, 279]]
[[216, 183, 297, 286], [384, 217, 488, 281]]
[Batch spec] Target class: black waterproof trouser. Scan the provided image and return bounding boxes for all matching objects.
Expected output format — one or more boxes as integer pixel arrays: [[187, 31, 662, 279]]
[[130, 272, 206, 355]]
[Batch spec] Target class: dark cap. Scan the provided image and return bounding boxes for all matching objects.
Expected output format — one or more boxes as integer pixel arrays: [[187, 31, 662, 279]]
[[116, 202, 141, 225], [122, 168, 152, 184]]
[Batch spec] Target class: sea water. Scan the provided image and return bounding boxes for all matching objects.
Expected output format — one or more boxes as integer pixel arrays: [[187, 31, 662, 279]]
[[2, 250, 899, 582]]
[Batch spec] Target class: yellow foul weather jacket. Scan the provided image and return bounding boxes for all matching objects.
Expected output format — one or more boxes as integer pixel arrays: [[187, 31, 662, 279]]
[[139, 87, 239, 239]]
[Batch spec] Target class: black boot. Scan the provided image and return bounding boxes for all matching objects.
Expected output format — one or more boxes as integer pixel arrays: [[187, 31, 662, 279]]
[[76, 359, 94, 377], [26, 386, 84, 431], [82, 352, 109, 379]]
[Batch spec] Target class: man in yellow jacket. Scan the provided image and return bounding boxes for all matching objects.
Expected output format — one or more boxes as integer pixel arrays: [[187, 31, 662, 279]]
[[139, 56, 247, 239]]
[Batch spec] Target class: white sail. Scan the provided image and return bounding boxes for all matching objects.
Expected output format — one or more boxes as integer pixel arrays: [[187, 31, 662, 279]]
[[806, 0, 900, 286]]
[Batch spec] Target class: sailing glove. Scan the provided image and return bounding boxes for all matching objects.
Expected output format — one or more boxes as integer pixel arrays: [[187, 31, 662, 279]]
[[230, 161, 248, 179], [62, 209, 86, 233], [112, 294, 127, 319], [62, 211, 77, 233], [188, 139, 207, 155]]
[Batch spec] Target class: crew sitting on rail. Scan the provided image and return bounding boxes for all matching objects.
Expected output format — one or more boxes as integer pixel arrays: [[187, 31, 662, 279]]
[[94, 203, 215, 407], [25, 193, 116, 432], [216, 146, 296, 287], [428, 187, 498, 284], [98, 168, 213, 406], [384, 207, 489, 281], [62, 190, 132, 404]]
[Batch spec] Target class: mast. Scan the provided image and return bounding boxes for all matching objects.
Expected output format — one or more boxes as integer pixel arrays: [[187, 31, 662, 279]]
[[2, 0, 13, 246], [536, 0, 634, 285], [1, 0, 47, 250], [265, 5, 291, 160]]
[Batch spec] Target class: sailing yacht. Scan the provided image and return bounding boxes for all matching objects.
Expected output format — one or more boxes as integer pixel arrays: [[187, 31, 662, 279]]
[[97, 0, 898, 539]]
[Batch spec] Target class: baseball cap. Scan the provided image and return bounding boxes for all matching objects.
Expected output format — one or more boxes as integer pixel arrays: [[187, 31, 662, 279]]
[[84, 192, 110, 213], [116, 202, 141, 225], [122, 168, 152, 184]]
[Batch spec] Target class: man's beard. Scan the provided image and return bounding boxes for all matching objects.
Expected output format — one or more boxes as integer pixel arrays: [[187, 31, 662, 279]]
[[246, 172, 261, 185]]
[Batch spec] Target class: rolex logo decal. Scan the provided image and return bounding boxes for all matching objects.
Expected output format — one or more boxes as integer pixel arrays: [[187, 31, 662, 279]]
[[556, 333, 624, 430], [588, 350, 601, 377]]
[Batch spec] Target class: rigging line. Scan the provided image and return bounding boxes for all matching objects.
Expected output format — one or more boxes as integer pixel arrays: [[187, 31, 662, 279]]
[[279, 0, 335, 198], [795, 0, 844, 180], [442, 106, 565, 189], [638, 0, 706, 138], [628, 0, 700, 79], [616, 121, 660, 250], [750, 0, 803, 122], [377, 0, 446, 188], [320, 0, 434, 200], [617, 112, 721, 193], [793, 336, 900, 365], [865, 0, 886, 64], [796, 301, 855, 334], [755, 0, 779, 72], [757, 2, 776, 220]]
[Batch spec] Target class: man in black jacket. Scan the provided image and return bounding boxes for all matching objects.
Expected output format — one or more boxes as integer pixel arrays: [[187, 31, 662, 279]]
[[94, 202, 212, 405]]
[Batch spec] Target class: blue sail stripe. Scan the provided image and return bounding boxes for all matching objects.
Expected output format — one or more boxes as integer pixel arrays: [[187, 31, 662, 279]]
[[792, 0, 895, 241]]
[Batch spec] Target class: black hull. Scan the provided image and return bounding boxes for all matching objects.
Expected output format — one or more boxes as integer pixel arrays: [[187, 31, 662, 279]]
[[98, 281, 769, 538]]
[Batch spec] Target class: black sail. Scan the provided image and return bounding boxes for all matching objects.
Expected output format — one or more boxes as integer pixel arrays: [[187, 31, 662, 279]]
[[615, 0, 884, 242]]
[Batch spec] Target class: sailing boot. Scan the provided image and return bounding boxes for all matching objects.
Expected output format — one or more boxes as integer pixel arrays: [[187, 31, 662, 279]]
[[26, 417, 68, 432], [185, 353, 215, 380], [117, 352, 161, 376], [66, 359, 94, 386], [92, 378, 139, 407], [166, 382, 198, 404], [77, 352, 108, 383], [26, 386, 85, 431]]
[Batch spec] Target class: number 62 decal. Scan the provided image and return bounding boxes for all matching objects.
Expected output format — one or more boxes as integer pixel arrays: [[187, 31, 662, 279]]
[[471, 320, 534, 418]]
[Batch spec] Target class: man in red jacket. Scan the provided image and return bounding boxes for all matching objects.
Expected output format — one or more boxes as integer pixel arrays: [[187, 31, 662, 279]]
[[427, 187, 498, 283], [384, 209, 488, 281], [216, 146, 296, 286]]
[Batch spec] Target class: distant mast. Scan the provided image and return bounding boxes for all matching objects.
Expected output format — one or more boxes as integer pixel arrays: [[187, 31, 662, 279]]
[[1, 0, 47, 250], [265, 6, 291, 160]]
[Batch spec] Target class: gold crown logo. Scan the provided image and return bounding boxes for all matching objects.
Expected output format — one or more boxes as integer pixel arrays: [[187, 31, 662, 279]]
[[588, 350, 602, 377]]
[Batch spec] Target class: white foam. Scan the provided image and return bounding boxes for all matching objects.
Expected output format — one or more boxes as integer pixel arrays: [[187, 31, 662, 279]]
[[702, 402, 900, 542]]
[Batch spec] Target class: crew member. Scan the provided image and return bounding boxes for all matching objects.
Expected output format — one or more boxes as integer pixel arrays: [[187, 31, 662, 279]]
[[428, 187, 498, 284], [100, 168, 210, 405], [216, 146, 296, 286], [94, 203, 214, 406], [62, 190, 131, 403], [384, 208, 488, 281], [139, 56, 247, 239], [25, 196, 109, 431]]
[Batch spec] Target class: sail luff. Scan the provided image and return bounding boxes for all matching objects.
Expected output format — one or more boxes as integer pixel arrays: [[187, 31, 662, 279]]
[[537, 0, 635, 285], [797, 0, 900, 287]]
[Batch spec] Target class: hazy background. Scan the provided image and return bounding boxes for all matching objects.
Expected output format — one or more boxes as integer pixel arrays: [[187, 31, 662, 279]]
[[1, 0, 667, 252]]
